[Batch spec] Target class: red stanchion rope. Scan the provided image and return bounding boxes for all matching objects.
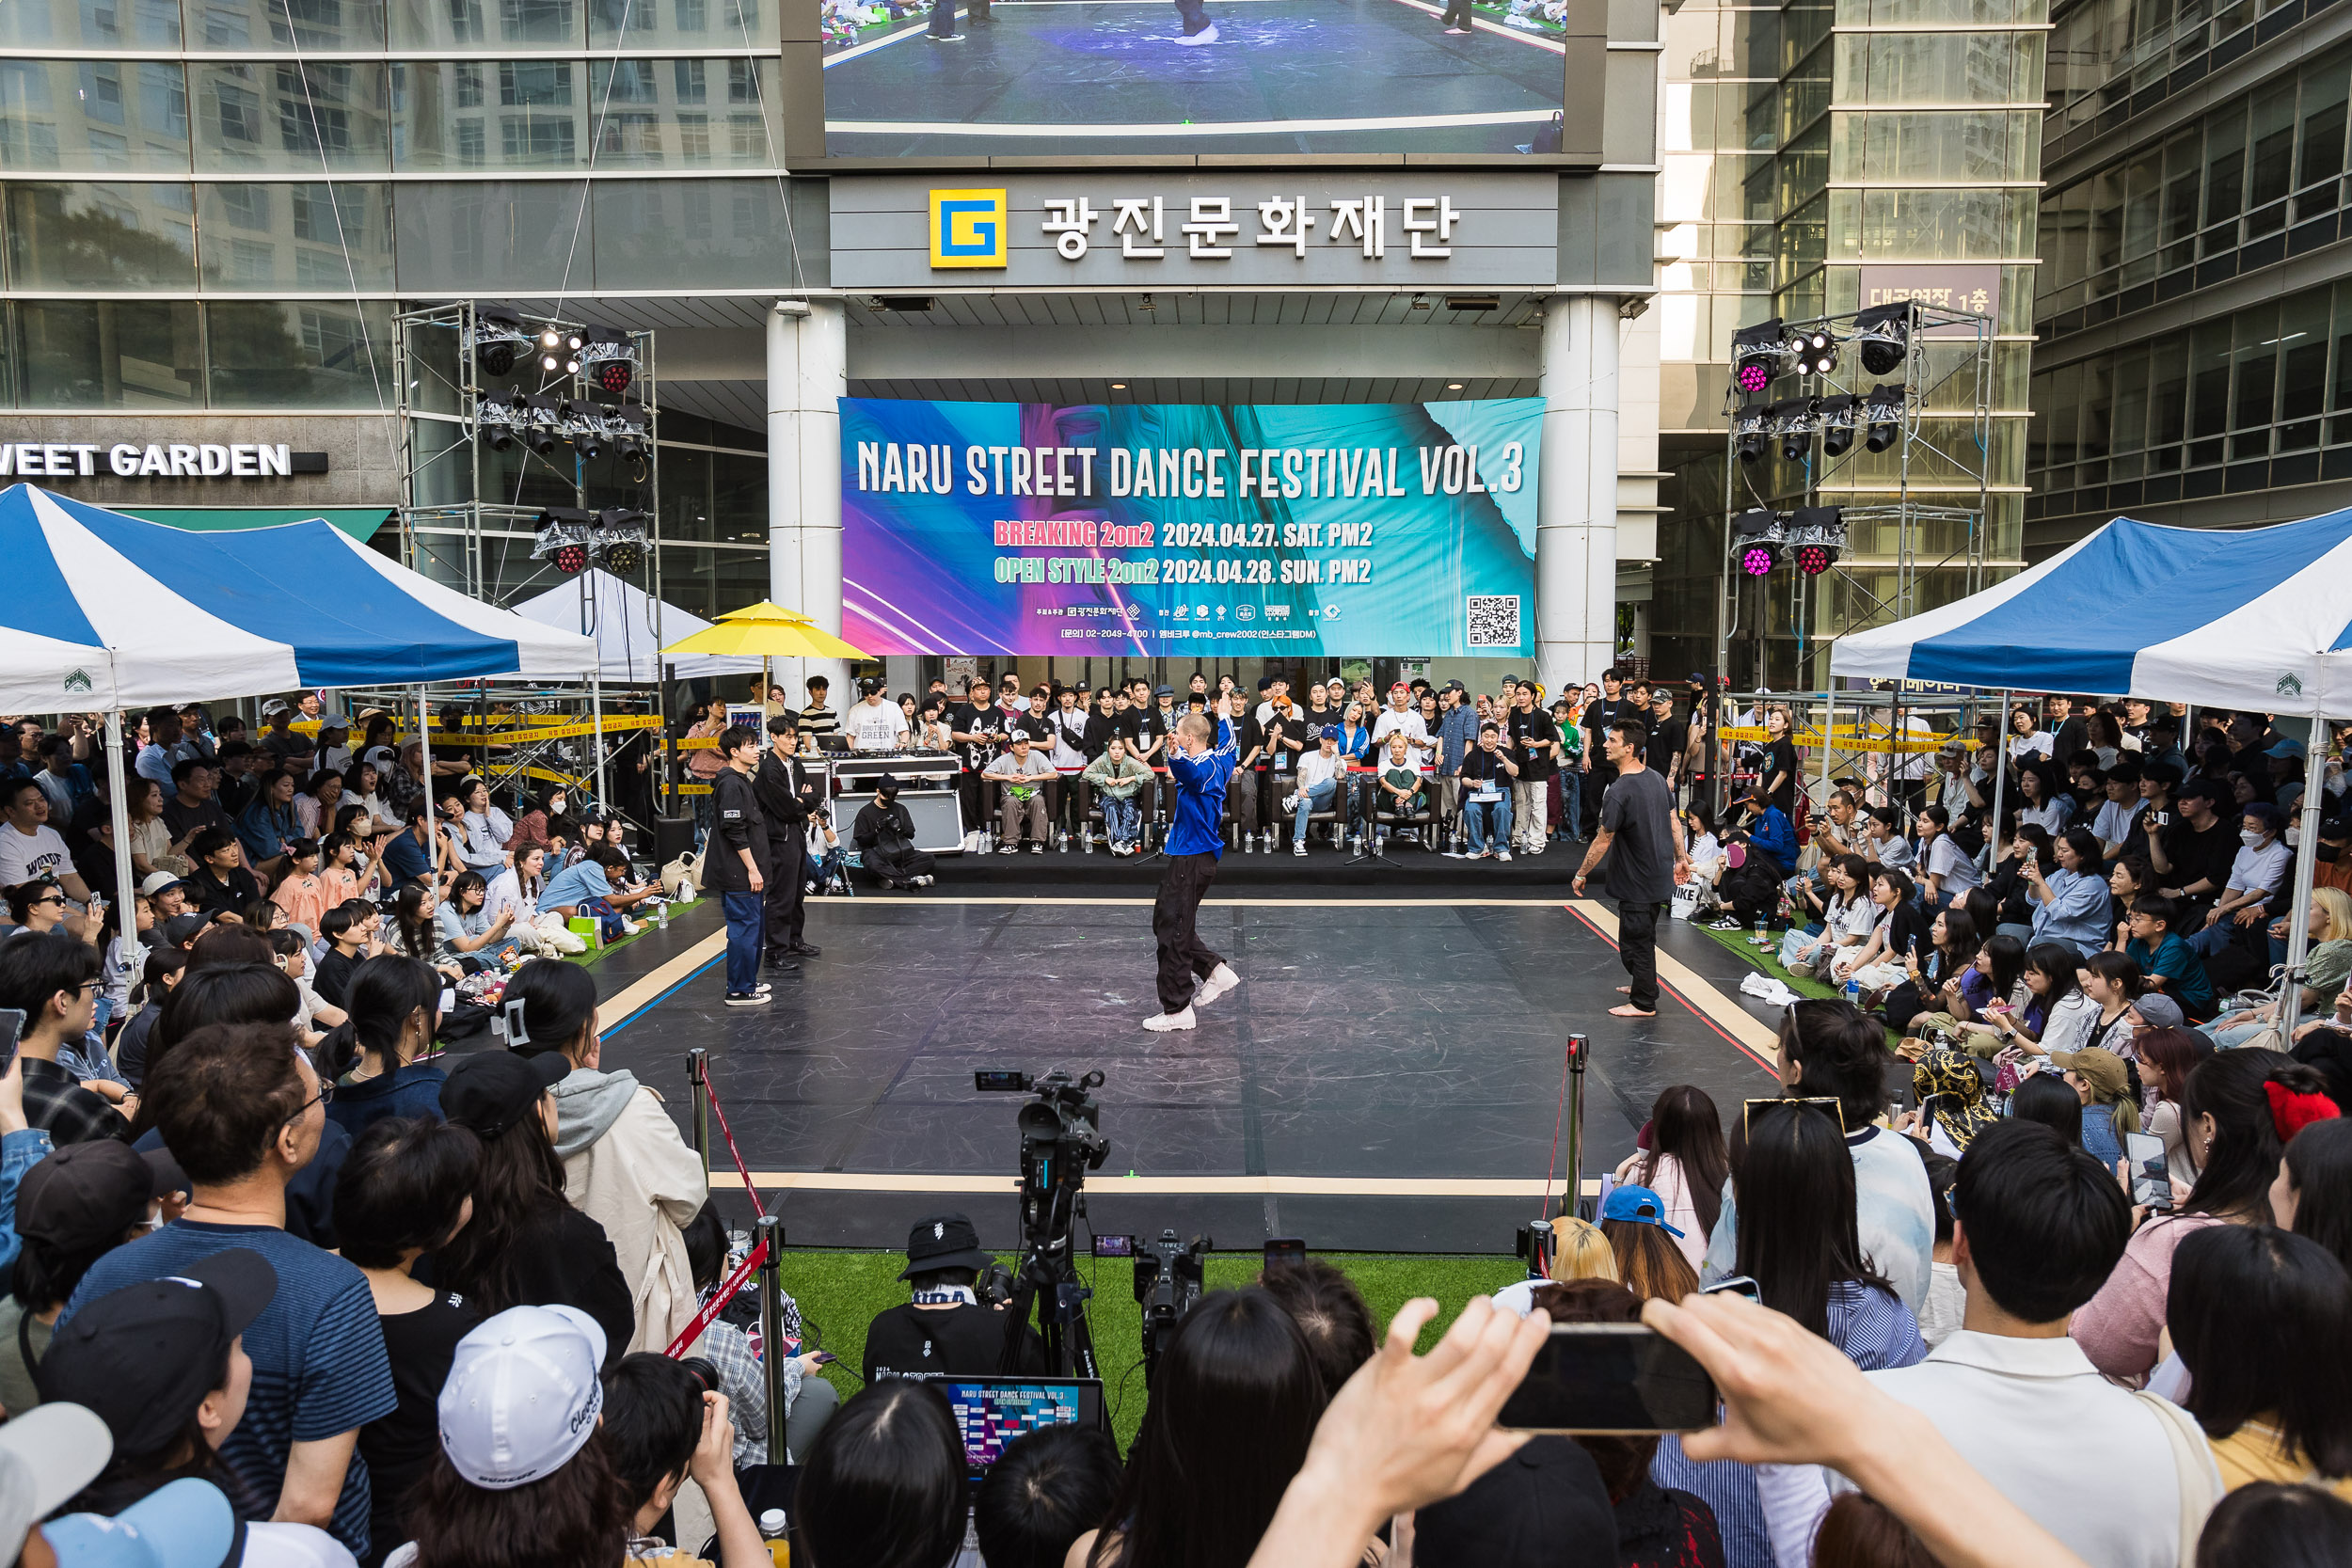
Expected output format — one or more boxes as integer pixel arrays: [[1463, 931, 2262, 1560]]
[[665, 1236, 769, 1358], [705, 1074, 768, 1221]]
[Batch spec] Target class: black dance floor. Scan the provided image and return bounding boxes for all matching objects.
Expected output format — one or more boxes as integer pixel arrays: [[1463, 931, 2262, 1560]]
[[596, 888, 1780, 1253], [822, 0, 1567, 157]]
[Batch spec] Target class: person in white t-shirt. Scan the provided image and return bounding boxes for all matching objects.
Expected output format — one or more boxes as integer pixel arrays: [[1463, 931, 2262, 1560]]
[[841, 677, 910, 752], [0, 778, 87, 902], [1369, 683, 1432, 769]]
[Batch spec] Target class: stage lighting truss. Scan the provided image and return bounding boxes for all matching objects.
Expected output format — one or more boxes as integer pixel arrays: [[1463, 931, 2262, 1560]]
[[1786, 505, 1847, 577], [531, 506, 596, 575], [1853, 302, 1914, 377], [1731, 319, 1788, 394], [470, 304, 532, 380], [593, 508, 649, 575], [580, 326, 637, 396]]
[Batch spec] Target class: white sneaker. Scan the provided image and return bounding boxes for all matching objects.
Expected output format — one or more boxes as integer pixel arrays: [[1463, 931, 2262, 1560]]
[[1196, 962, 1240, 1005], [621, 919, 644, 935], [998, 843, 1018, 854], [1175, 22, 1217, 42], [1142, 1005, 1198, 1031], [1293, 843, 1308, 856], [1280, 794, 1300, 814], [1498, 848, 1513, 862]]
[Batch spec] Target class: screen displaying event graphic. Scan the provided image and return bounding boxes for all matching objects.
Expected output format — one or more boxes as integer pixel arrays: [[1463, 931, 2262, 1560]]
[[820, 0, 1569, 158], [840, 397, 1540, 658]]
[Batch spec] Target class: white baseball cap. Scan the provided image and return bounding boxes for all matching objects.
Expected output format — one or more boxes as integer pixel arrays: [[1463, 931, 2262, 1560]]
[[437, 1305, 606, 1490], [0, 1403, 117, 1563]]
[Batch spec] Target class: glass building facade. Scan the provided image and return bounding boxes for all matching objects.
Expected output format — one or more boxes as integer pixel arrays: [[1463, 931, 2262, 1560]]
[[0, 0, 788, 618], [2031, 5, 2352, 546], [1646, 0, 2045, 689]]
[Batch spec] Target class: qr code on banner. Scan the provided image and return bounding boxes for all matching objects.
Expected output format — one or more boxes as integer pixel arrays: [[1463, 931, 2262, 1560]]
[[1466, 594, 1520, 648]]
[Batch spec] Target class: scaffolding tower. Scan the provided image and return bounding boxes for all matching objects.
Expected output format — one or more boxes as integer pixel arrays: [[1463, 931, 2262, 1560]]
[[1713, 300, 1996, 691]]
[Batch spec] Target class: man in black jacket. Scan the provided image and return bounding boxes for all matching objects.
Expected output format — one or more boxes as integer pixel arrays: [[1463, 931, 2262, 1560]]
[[864, 1213, 1042, 1380], [755, 714, 822, 969], [707, 725, 771, 1007], [853, 775, 937, 890]]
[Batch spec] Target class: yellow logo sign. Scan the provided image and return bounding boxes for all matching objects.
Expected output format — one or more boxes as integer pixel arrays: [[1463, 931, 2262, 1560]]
[[929, 188, 1008, 269]]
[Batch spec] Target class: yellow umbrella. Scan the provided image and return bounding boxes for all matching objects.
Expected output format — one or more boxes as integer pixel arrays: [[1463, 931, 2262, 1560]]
[[660, 600, 872, 661]]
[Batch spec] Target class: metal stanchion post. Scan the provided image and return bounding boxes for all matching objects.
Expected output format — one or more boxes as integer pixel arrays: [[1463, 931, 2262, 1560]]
[[1563, 1032, 1589, 1218], [755, 1214, 789, 1461], [688, 1049, 710, 1184]]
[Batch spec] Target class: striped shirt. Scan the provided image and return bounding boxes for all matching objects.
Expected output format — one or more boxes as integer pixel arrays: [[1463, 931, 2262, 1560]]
[[66, 1221, 398, 1560]]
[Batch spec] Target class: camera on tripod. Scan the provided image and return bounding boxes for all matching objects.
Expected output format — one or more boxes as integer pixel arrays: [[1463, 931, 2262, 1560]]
[[1133, 1228, 1212, 1381], [976, 1069, 1112, 1378]]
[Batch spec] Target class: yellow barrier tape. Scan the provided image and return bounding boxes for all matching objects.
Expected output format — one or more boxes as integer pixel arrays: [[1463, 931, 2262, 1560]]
[[1717, 725, 1975, 755], [477, 716, 663, 745]]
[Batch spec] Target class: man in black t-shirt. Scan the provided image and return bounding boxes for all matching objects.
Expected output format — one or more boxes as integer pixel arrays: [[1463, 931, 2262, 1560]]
[[1504, 686, 1558, 856], [2151, 778, 2240, 924], [1574, 719, 1687, 1020], [948, 677, 1008, 849], [1646, 688, 1689, 800], [863, 1213, 1043, 1380], [1581, 668, 1637, 829]]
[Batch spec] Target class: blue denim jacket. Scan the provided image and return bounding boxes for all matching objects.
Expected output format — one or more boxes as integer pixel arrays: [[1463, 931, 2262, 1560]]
[[1437, 705, 1482, 777], [0, 1127, 56, 1276]]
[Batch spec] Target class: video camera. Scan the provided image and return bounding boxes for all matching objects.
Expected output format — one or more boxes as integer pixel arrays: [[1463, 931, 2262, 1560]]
[[975, 1069, 1111, 1378], [1133, 1227, 1212, 1382]]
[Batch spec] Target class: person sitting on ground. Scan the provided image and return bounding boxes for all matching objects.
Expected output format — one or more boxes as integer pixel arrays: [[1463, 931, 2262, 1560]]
[[1611, 1085, 1726, 1268], [505, 959, 707, 1355], [183, 828, 262, 918], [319, 957, 447, 1136], [2169, 1223, 2352, 1500], [62, 1021, 395, 1560], [1082, 736, 1152, 856], [434, 1050, 635, 1370], [1599, 1184, 1701, 1304], [794, 1378, 967, 1568], [2116, 892, 2218, 1024], [1071, 1288, 1329, 1568], [679, 1204, 834, 1466], [1254, 1258, 1375, 1400], [333, 1116, 483, 1568], [1817, 1119, 2209, 1568], [2074, 1048, 2340, 1383], [538, 842, 655, 941], [863, 1212, 1041, 1379], [0, 1139, 173, 1416], [2047, 1044, 2138, 1172], [1707, 1001, 1935, 1315], [975, 1423, 1123, 1568], [1783, 854, 1874, 979], [851, 776, 937, 890], [0, 931, 130, 1145], [38, 1246, 368, 1567], [2189, 802, 2292, 960], [600, 1352, 772, 1568]]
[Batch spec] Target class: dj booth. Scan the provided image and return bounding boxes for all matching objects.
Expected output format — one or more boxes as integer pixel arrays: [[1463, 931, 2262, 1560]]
[[820, 746, 966, 853]]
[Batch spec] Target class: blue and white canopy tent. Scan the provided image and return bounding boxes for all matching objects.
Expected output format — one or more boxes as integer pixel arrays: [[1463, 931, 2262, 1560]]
[[1833, 508, 2352, 1028], [0, 484, 596, 966]]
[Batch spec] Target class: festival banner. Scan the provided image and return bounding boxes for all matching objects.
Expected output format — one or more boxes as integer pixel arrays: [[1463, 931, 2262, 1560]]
[[839, 398, 1540, 657]]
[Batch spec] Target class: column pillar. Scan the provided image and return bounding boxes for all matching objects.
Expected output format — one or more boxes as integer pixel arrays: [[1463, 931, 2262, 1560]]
[[768, 296, 849, 700], [1536, 294, 1620, 696]]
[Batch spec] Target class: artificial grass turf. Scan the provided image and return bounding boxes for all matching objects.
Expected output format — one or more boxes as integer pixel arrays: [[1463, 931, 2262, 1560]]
[[779, 1248, 1529, 1450], [1692, 919, 1845, 1001]]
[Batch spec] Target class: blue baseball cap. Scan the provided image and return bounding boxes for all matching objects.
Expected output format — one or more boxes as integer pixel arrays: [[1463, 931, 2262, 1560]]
[[42, 1478, 236, 1568], [1319, 725, 1340, 742], [1600, 1183, 1684, 1237]]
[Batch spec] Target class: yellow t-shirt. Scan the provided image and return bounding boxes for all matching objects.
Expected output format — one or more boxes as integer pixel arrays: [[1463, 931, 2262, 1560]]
[[2210, 1420, 2352, 1503]]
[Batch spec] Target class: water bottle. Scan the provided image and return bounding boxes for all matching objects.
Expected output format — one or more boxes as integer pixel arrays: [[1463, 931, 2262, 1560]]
[[653, 898, 668, 931], [758, 1507, 790, 1566], [1082, 826, 1094, 853], [1845, 978, 1862, 1008], [1057, 829, 1069, 852], [1753, 913, 1767, 947]]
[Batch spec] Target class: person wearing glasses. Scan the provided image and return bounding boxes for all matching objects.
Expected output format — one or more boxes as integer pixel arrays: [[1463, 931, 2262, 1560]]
[[60, 1018, 396, 1560], [0, 931, 129, 1145]]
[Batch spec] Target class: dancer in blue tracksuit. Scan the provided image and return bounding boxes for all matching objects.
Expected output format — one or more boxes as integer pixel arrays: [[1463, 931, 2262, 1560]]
[[1144, 713, 1242, 1032]]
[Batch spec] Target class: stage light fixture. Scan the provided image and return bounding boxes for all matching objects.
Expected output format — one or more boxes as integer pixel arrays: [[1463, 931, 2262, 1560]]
[[580, 326, 635, 395], [522, 394, 569, 457], [469, 304, 532, 380], [1796, 328, 1836, 376], [1771, 397, 1818, 463], [1865, 384, 1904, 453], [1732, 319, 1787, 394], [1817, 393, 1860, 459], [1794, 543, 1836, 575], [1854, 302, 1912, 376], [532, 506, 596, 575], [593, 507, 649, 575], [1740, 544, 1777, 577], [1786, 504, 1847, 577], [1733, 401, 1771, 464]]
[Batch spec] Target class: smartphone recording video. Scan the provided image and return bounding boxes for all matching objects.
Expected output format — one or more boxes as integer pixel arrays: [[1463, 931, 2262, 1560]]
[[2123, 1132, 2172, 1212], [1498, 1324, 1719, 1434]]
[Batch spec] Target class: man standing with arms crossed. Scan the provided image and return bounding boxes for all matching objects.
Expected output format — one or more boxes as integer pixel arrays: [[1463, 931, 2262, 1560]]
[[1574, 720, 1688, 1021], [755, 713, 822, 973], [1143, 713, 1243, 1034]]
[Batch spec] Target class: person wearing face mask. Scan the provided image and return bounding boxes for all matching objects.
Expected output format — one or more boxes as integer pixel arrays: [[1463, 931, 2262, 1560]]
[[2185, 804, 2292, 962]]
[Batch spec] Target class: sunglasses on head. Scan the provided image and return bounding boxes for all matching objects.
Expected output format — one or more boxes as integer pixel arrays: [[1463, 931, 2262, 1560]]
[[1741, 1095, 1847, 1141]]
